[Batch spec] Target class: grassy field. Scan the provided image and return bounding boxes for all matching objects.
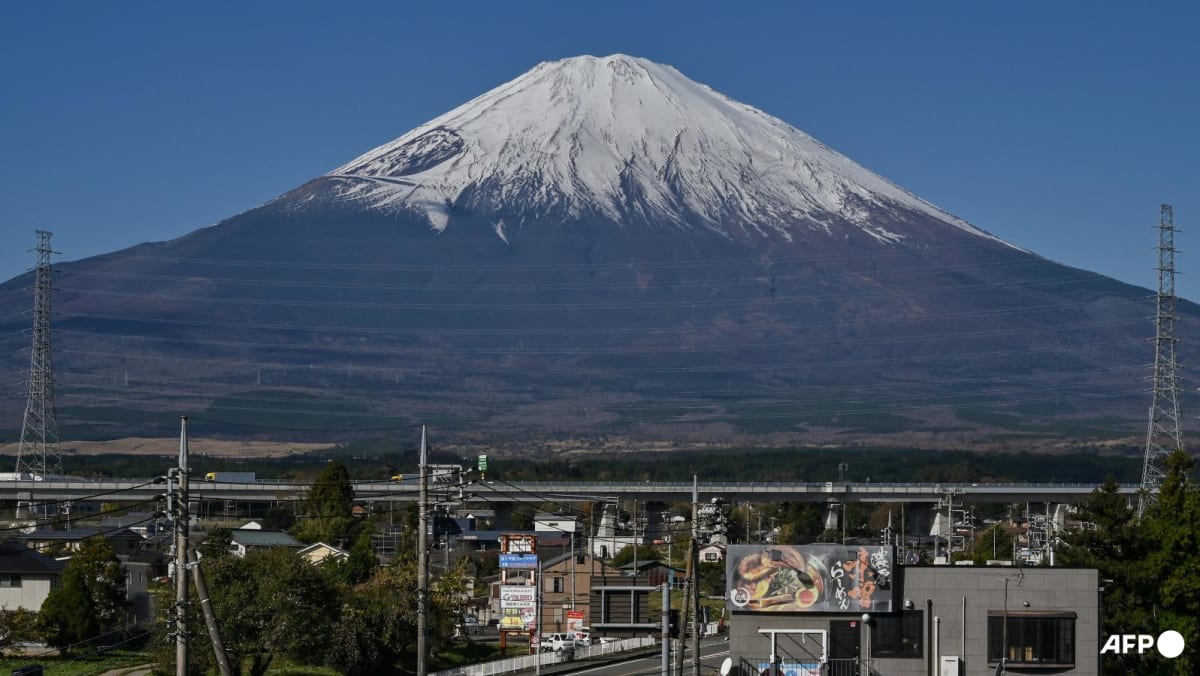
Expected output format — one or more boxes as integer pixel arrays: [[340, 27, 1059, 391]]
[[0, 649, 148, 675]]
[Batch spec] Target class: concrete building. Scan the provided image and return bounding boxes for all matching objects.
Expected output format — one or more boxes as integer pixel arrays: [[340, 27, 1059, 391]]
[[725, 544, 1099, 675]]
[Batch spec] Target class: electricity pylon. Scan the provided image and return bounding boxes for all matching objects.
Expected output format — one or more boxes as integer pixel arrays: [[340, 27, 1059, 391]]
[[15, 230, 61, 481], [1139, 205, 1184, 519]]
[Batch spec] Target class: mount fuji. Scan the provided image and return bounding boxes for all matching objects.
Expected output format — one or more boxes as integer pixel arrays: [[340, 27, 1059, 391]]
[[0, 55, 1190, 450]]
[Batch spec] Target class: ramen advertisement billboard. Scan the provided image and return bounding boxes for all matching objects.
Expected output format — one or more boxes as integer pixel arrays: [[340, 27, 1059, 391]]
[[726, 545, 894, 613]]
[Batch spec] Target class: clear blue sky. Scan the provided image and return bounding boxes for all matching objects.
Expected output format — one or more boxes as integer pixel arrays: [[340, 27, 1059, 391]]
[[3, 2, 1198, 297]]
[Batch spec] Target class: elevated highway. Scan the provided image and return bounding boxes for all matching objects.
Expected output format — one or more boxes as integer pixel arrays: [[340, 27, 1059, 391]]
[[0, 478, 1139, 506]]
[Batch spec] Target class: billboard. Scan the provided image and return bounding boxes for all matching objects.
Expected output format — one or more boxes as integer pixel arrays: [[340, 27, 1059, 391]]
[[499, 606, 536, 631], [500, 553, 538, 569], [500, 534, 538, 554], [726, 545, 894, 613], [499, 585, 537, 609]]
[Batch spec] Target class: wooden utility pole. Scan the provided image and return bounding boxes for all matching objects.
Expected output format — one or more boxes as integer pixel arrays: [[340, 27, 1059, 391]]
[[189, 547, 233, 676]]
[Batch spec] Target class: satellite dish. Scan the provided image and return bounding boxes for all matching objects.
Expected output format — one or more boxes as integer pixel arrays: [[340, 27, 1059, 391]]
[[720, 657, 733, 676]]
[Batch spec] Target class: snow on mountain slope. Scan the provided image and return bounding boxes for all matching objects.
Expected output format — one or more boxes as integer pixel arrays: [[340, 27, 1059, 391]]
[[326, 54, 1013, 248]]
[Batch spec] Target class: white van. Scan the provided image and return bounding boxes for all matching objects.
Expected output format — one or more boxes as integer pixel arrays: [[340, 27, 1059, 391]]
[[541, 633, 573, 652], [574, 627, 592, 647]]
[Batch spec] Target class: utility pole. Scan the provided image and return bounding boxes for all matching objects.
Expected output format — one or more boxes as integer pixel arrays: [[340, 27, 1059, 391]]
[[175, 416, 190, 676], [1140, 203, 1185, 519], [188, 547, 233, 676], [676, 495, 692, 676], [16, 230, 61, 485], [535, 557, 543, 676], [661, 582, 670, 676], [691, 475, 700, 676], [417, 426, 429, 676]]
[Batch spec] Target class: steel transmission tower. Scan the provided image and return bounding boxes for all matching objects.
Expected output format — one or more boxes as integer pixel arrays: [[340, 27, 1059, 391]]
[[15, 231, 61, 481], [1139, 204, 1184, 519]]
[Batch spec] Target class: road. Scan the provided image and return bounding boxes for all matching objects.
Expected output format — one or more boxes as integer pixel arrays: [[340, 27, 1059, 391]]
[[532, 637, 731, 676]]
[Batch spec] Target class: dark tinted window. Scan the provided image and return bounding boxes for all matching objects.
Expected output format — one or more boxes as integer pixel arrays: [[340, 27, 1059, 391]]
[[988, 615, 1075, 665], [871, 610, 923, 658]]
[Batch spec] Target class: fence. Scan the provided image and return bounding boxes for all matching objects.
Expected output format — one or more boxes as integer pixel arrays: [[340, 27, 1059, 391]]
[[739, 656, 876, 676], [432, 636, 656, 676]]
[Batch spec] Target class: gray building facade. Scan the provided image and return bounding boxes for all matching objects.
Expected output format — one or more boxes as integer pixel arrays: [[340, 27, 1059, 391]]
[[727, 548, 1099, 676]]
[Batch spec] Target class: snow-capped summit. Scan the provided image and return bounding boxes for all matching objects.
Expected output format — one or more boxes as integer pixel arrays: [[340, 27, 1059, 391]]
[[326, 54, 1009, 247]]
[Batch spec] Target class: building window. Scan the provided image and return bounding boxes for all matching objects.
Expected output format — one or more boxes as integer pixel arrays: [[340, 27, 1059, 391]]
[[552, 577, 564, 593], [0, 574, 22, 588], [872, 610, 923, 658], [987, 612, 1075, 665], [704, 552, 719, 562]]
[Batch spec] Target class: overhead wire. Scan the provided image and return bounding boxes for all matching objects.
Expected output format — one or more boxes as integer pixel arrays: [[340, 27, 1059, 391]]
[[0, 498, 162, 535]]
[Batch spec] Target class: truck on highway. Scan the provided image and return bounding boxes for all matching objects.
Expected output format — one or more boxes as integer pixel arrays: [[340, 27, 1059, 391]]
[[391, 464, 462, 484], [204, 471, 256, 482]]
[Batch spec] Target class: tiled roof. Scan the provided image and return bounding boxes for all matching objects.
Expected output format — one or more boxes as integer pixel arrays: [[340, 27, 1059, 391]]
[[0, 539, 65, 575], [229, 530, 302, 548]]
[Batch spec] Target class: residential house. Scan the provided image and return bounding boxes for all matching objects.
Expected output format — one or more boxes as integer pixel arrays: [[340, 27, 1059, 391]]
[[227, 529, 303, 558], [619, 559, 684, 587], [298, 542, 349, 566], [539, 552, 620, 634], [0, 540, 63, 611], [95, 512, 164, 539], [117, 554, 169, 622], [18, 527, 145, 556], [699, 543, 726, 563]]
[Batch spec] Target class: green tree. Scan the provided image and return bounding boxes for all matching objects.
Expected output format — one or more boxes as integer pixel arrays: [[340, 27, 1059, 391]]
[[771, 502, 824, 544], [1059, 476, 1156, 676], [0, 609, 42, 655], [197, 527, 234, 560], [1060, 458, 1200, 675], [963, 524, 1013, 565], [294, 460, 357, 545], [187, 547, 341, 676], [334, 530, 379, 585], [38, 537, 128, 653], [326, 558, 466, 674], [1142, 451, 1200, 674], [609, 545, 662, 568]]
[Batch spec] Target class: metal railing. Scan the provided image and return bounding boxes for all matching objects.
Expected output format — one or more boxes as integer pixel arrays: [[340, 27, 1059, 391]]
[[431, 636, 655, 676], [738, 656, 877, 676]]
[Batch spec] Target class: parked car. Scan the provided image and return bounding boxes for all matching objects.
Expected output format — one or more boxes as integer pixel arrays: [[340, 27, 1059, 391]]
[[574, 627, 592, 646], [541, 633, 573, 652]]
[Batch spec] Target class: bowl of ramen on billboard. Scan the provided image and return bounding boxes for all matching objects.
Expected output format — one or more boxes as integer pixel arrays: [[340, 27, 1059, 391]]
[[726, 545, 894, 613]]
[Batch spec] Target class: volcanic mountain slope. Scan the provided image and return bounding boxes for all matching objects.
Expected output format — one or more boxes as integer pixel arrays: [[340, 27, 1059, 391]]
[[0, 55, 1192, 449]]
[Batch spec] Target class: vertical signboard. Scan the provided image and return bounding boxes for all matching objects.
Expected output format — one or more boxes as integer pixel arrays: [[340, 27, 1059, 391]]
[[499, 534, 540, 635], [567, 609, 585, 639]]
